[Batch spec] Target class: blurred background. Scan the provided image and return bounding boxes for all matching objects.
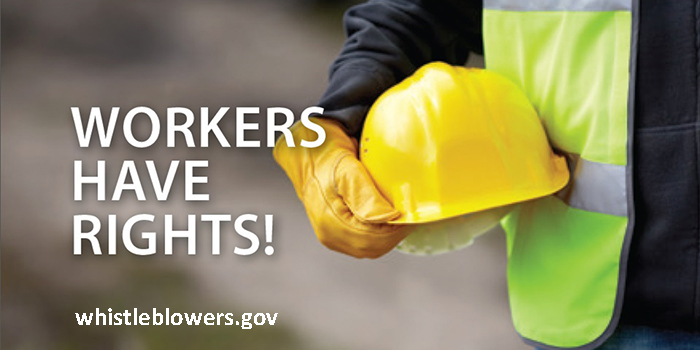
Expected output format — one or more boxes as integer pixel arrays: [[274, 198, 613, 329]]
[[1, 1, 527, 349]]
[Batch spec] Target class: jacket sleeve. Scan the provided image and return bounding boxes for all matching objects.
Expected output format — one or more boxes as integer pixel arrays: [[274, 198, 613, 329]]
[[318, 0, 483, 136]]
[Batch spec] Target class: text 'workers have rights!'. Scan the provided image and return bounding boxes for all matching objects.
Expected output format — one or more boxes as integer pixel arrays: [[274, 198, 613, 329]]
[[71, 105, 325, 257]]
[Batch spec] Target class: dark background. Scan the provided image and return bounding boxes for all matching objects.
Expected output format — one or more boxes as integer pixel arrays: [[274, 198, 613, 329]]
[[1, 1, 524, 349]]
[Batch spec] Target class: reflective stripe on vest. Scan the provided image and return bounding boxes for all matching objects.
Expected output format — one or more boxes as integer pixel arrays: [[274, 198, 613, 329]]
[[485, 0, 631, 12], [559, 157, 627, 217], [483, 0, 638, 348]]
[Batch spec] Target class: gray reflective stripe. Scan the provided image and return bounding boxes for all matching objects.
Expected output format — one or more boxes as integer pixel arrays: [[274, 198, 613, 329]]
[[484, 0, 631, 12], [558, 158, 627, 217]]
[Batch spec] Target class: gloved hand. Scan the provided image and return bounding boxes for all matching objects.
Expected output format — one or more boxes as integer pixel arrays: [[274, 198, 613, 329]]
[[273, 117, 409, 258]]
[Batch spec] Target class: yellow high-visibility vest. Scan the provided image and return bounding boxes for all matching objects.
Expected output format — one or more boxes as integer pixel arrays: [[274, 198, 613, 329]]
[[483, 0, 638, 348]]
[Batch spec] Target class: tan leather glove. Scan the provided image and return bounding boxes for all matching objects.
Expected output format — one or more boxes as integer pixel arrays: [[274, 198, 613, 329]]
[[273, 117, 409, 258]]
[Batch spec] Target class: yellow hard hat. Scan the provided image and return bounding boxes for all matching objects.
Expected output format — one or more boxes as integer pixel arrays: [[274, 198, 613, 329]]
[[360, 62, 569, 226]]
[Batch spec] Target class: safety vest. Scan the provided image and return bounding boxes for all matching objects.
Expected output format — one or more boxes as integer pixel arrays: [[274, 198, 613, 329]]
[[483, 0, 638, 349]]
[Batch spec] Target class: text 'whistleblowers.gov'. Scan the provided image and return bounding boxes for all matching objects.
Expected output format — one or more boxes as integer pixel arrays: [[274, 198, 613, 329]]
[[75, 308, 278, 329]]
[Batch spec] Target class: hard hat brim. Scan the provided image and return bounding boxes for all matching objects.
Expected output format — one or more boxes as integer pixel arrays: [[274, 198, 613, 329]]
[[387, 156, 570, 224]]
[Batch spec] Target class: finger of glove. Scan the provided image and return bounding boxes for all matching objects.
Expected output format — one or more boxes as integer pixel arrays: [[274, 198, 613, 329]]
[[314, 222, 401, 259], [309, 204, 409, 259], [325, 233, 407, 259], [334, 154, 401, 224], [304, 175, 408, 259]]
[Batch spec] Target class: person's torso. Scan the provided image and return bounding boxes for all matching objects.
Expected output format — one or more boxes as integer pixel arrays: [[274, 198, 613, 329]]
[[482, 0, 700, 348], [622, 0, 700, 331]]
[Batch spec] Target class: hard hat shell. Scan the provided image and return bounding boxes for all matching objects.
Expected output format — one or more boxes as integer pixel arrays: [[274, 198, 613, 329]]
[[360, 62, 569, 224]]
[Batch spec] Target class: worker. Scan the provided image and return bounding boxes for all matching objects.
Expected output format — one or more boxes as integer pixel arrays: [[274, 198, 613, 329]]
[[274, 1, 700, 349]]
